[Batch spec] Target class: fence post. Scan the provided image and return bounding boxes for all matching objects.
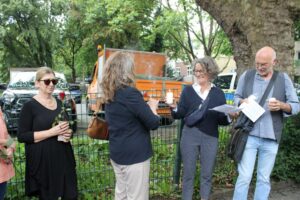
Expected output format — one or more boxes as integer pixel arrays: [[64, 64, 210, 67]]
[[173, 119, 183, 185]]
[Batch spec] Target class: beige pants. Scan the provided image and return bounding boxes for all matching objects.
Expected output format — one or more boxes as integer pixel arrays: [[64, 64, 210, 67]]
[[111, 159, 150, 200]]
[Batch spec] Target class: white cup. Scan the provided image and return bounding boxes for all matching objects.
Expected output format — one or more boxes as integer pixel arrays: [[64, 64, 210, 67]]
[[269, 97, 276, 102]]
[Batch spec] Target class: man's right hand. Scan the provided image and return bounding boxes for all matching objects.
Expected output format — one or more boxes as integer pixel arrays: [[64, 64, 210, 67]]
[[239, 98, 249, 105]]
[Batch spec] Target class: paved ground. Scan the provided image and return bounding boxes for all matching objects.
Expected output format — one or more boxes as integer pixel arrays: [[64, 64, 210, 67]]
[[151, 180, 300, 200], [211, 180, 300, 200]]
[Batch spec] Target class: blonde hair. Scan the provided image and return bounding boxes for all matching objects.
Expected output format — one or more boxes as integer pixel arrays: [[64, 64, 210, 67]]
[[100, 51, 135, 103], [35, 66, 55, 81]]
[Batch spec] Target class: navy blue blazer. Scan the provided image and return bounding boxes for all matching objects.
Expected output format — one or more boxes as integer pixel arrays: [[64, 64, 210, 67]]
[[105, 86, 160, 165]]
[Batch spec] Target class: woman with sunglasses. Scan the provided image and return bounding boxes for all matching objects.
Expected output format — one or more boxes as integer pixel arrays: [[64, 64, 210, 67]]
[[18, 67, 78, 200]]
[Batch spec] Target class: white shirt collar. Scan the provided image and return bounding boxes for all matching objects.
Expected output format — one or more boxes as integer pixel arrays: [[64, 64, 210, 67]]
[[192, 82, 215, 100]]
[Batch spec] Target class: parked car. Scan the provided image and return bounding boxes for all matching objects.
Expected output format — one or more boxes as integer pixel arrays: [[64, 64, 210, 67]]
[[0, 68, 77, 134], [0, 83, 7, 90], [213, 72, 237, 104], [69, 83, 82, 104], [213, 72, 237, 91]]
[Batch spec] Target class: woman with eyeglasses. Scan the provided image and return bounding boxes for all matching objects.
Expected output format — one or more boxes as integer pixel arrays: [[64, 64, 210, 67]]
[[18, 67, 78, 200], [167, 57, 231, 200]]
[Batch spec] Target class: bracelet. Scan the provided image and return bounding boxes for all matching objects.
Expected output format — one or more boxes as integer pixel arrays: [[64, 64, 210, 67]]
[[5, 137, 14, 148]]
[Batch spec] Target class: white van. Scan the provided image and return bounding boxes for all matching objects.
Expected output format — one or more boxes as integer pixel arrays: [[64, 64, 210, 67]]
[[213, 72, 237, 91]]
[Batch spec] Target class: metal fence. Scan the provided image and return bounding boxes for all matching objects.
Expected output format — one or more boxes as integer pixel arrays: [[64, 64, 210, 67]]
[[4, 91, 234, 200]]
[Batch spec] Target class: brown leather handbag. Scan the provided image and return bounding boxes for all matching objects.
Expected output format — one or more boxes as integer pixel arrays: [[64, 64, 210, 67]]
[[86, 113, 109, 140]]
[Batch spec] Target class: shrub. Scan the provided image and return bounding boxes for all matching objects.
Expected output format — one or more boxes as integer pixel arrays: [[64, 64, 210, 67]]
[[272, 113, 300, 183]]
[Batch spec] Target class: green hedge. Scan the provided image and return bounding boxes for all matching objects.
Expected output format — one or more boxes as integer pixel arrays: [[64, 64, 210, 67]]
[[272, 113, 300, 182], [6, 127, 179, 200]]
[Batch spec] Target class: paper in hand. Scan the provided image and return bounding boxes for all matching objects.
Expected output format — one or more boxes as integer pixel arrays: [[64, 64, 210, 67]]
[[211, 104, 242, 114], [239, 100, 265, 122]]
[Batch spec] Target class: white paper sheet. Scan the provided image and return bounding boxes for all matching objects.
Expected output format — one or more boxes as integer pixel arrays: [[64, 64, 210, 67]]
[[211, 104, 242, 114], [239, 100, 265, 122]]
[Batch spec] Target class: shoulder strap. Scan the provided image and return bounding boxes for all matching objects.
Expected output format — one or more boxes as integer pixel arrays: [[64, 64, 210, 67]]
[[237, 70, 278, 130], [258, 71, 278, 106]]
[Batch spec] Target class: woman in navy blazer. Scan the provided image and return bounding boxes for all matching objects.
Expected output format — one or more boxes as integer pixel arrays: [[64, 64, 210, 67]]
[[100, 51, 160, 200]]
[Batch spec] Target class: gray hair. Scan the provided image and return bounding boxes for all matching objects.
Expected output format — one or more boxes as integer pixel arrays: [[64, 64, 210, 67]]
[[100, 51, 136, 103], [192, 56, 219, 80]]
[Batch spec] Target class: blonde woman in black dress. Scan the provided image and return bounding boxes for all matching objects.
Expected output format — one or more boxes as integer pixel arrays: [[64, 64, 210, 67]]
[[18, 67, 77, 200]]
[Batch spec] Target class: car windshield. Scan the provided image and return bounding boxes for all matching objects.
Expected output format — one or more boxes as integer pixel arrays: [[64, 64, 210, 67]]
[[8, 71, 68, 90]]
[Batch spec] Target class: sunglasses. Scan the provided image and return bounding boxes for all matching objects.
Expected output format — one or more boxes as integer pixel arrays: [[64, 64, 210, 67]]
[[39, 79, 58, 86]]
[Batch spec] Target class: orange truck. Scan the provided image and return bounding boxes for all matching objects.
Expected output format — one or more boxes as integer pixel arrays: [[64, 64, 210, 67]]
[[87, 47, 190, 121]]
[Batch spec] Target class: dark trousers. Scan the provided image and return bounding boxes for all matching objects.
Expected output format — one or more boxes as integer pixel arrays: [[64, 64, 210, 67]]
[[180, 126, 218, 200]]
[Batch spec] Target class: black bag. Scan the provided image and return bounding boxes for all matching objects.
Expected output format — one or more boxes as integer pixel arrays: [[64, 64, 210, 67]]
[[234, 113, 254, 132], [184, 96, 210, 127], [227, 127, 249, 162], [227, 113, 253, 163]]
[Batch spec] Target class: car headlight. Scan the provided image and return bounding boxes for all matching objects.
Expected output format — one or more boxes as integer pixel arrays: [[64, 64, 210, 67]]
[[2, 91, 16, 104]]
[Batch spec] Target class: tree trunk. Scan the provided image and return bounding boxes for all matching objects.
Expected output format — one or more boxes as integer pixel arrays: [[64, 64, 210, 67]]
[[196, 0, 300, 77]]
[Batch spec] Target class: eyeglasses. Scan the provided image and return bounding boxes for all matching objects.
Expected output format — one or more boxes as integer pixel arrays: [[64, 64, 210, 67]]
[[39, 79, 58, 86], [255, 62, 270, 68], [193, 70, 207, 74]]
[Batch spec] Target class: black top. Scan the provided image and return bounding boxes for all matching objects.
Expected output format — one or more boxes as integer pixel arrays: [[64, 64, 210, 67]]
[[105, 86, 160, 165], [172, 85, 230, 137], [18, 98, 77, 199]]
